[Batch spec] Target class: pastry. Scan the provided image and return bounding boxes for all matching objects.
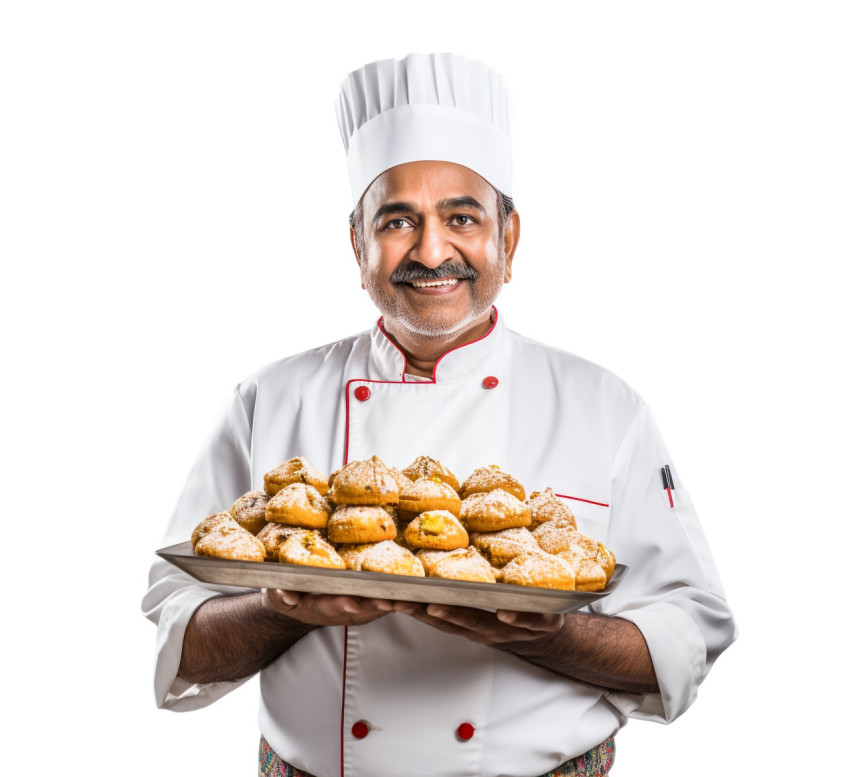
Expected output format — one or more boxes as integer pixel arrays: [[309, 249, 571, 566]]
[[278, 532, 345, 569], [266, 482, 332, 529], [428, 546, 496, 583], [256, 523, 319, 560], [526, 488, 576, 531], [470, 526, 538, 567], [264, 457, 329, 496], [194, 520, 265, 562], [229, 490, 270, 535], [327, 504, 397, 544], [398, 477, 462, 520], [460, 488, 532, 532], [403, 510, 469, 550], [191, 511, 237, 547], [339, 540, 424, 577], [459, 465, 525, 501], [401, 455, 460, 493], [531, 520, 587, 555], [501, 551, 576, 590], [329, 455, 399, 505]]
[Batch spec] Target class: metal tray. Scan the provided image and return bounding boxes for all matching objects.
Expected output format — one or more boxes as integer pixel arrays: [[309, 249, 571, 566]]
[[157, 541, 627, 614]]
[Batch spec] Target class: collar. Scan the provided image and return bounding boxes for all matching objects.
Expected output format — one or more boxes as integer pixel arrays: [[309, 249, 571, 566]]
[[368, 307, 506, 384]]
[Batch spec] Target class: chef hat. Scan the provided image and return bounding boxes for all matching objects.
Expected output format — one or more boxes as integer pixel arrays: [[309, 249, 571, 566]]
[[336, 53, 512, 205]]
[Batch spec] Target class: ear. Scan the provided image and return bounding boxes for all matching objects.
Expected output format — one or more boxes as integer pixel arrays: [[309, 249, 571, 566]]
[[350, 226, 366, 289], [502, 210, 520, 283], [350, 225, 361, 266]]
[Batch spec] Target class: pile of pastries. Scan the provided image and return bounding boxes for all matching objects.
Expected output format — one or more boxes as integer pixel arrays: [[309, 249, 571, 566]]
[[190, 455, 616, 592]]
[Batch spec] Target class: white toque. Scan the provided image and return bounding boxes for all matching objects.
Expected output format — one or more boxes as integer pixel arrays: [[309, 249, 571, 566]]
[[336, 53, 512, 205]]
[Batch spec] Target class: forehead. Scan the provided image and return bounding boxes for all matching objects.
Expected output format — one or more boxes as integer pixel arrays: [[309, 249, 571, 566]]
[[361, 161, 499, 214]]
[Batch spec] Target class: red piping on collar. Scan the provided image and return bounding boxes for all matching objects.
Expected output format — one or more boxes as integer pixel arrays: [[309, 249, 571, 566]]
[[555, 493, 610, 508], [376, 306, 499, 383]]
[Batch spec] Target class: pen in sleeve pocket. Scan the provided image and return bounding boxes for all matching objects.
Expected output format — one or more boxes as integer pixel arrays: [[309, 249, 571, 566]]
[[661, 465, 674, 507]]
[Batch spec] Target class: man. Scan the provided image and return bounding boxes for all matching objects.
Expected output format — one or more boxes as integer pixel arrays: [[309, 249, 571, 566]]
[[144, 53, 736, 777]]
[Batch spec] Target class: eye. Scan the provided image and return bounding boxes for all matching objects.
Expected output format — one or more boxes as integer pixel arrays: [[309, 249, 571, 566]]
[[384, 217, 413, 230], [450, 214, 477, 226]]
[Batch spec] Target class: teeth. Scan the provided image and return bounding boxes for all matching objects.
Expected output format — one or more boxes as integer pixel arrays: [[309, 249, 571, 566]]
[[410, 278, 459, 288]]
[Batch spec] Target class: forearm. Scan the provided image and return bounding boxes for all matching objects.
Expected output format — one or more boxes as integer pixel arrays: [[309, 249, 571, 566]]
[[498, 611, 659, 695], [177, 591, 316, 685]]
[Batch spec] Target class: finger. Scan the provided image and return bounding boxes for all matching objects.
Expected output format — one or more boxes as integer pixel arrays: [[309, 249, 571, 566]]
[[496, 610, 564, 633], [278, 589, 301, 606]]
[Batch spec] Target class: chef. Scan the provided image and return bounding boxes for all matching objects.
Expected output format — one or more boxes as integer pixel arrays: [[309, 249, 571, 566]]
[[143, 53, 737, 777]]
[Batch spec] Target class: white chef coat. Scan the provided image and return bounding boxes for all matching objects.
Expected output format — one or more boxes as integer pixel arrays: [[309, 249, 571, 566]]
[[143, 309, 736, 777]]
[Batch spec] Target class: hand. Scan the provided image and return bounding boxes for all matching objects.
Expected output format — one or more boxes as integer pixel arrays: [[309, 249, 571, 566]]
[[393, 601, 564, 646], [262, 589, 395, 627]]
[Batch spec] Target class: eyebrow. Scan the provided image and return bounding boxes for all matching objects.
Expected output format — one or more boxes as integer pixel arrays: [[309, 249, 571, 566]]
[[371, 196, 486, 224]]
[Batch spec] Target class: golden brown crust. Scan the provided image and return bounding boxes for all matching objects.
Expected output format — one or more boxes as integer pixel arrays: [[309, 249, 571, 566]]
[[398, 478, 462, 517], [255, 523, 320, 560], [501, 551, 576, 590], [531, 521, 585, 555], [338, 540, 424, 576], [278, 532, 345, 569], [459, 465, 525, 501], [266, 482, 332, 529], [194, 521, 266, 562], [415, 548, 467, 576], [191, 512, 237, 547], [401, 456, 461, 493], [263, 457, 329, 496], [229, 490, 270, 535], [403, 510, 469, 550], [460, 489, 532, 532], [526, 488, 577, 531], [469, 526, 538, 567], [329, 456, 399, 505], [428, 546, 497, 583], [327, 504, 397, 544]]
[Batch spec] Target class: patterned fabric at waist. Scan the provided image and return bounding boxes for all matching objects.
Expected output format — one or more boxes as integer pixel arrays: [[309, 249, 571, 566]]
[[259, 735, 615, 777]]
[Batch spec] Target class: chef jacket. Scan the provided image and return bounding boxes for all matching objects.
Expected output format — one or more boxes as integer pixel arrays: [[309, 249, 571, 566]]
[[143, 310, 736, 777]]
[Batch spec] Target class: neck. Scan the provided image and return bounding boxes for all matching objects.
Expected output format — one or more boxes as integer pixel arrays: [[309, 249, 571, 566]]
[[382, 310, 495, 378]]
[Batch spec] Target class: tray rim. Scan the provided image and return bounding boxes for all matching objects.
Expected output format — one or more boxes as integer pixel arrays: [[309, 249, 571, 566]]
[[156, 541, 627, 612]]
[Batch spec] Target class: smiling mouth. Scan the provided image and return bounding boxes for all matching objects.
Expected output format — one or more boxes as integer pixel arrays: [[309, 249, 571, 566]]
[[408, 278, 460, 289]]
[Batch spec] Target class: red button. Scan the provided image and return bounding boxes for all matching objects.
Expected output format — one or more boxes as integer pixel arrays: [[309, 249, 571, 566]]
[[482, 376, 499, 389], [351, 721, 369, 739], [456, 722, 475, 741], [354, 386, 371, 401]]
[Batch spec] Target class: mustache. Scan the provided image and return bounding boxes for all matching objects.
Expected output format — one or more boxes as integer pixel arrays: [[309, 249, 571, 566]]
[[390, 262, 478, 285]]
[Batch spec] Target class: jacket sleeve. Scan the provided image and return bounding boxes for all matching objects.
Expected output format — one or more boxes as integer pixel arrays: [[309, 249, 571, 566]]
[[141, 386, 256, 710], [590, 404, 737, 723]]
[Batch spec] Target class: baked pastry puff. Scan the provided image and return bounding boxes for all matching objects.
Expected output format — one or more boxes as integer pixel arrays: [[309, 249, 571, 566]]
[[427, 547, 497, 583], [264, 457, 329, 497], [398, 478, 462, 520], [501, 551, 576, 591], [460, 489, 532, 532], [526, 488, 576, 531], [191, 511, 236, 548], [402, 456, 461, 493], [460, 465, 525, 501], [469, 526, 538, 567], [338, 540, 425, 577], [193, 515, 266, 562], [266, 482, 332, 529], [327, 504, 397, 544], [329, 455, 399, 505], [256, 523, 321, 560], [278, 532, 345, 569], [403, 510, 469, 550], [229, 490, 270, 535]]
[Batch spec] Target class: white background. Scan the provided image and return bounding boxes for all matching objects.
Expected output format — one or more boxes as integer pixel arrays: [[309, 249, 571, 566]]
[[2, 1, 847, 774]]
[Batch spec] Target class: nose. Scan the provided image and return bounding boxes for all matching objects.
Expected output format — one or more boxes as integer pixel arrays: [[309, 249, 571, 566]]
[[409, 219, 454, 268]]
